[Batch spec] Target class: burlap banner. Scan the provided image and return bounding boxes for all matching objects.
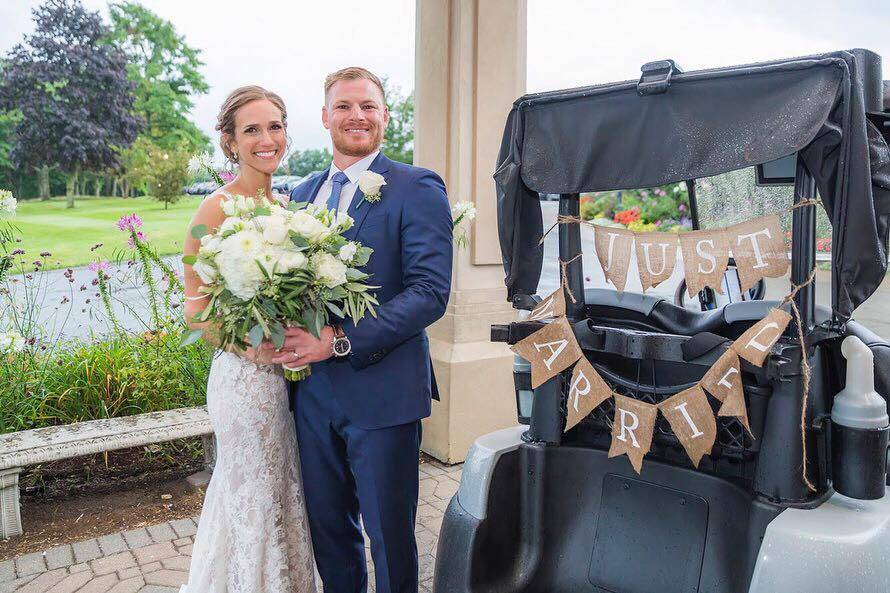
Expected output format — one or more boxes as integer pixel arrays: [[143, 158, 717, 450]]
[[701, 349, 751, 433], [678, 229, 731, 297], [565, 356, 612, 431], [527, 287, 567, 321], [727, 215, 790, 292], [733, 308, 792, 367], [659, 386, 717, 467], [635, 232, 678, 291], [511, 316, 583, 389], [608, 394, 658, 473], [594, 227, 635, 292]]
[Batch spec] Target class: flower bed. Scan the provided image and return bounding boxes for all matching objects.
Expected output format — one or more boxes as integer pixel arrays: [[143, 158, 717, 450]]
[[580, 183, 693, 232]]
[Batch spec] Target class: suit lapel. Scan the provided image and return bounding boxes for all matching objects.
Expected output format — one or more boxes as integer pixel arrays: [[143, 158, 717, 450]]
[[345, 153, 391, 240], [291, 169, 329, 204]]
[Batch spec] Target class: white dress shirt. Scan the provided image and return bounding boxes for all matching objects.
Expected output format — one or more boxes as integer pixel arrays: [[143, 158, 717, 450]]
[[312, 150, 380, 213]]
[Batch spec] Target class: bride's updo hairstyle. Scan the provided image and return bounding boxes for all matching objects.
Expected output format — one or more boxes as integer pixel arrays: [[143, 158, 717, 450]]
[[216, 85, 288, 163]]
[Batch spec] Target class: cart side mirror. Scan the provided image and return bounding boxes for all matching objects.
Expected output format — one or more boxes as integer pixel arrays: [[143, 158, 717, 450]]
[[755, 153, 797, 186]]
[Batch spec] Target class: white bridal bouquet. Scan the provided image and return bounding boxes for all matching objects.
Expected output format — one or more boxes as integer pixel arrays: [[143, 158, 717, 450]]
[[182, 193, 379, 380]]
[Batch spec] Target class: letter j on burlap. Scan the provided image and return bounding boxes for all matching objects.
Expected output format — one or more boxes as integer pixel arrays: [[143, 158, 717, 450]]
[[594, 227, 635, 292], [608, 394, 658, 474], [511, 317, 583, 389], [659, 386, 717, 467]]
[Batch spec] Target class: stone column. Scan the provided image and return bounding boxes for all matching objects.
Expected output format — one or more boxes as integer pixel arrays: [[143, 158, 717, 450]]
[[414, 0, 527, 463]]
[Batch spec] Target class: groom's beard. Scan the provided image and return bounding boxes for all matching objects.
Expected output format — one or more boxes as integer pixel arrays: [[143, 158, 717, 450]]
[[331, 125, 385, 158]]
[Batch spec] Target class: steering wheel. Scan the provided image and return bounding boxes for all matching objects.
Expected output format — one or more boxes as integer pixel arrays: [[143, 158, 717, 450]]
[[673, 273, 766, 310]]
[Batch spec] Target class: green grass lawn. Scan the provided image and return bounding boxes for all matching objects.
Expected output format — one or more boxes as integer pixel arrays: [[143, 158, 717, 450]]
[[10, 195, 204, 269]]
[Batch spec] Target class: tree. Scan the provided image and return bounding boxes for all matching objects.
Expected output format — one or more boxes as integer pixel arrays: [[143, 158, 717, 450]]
[[288, 148, 333, 177], [0, 0, 142, 206], [382, 79, 414, 165], [137, 140, 188, 209], [106, 2, 210, 152]]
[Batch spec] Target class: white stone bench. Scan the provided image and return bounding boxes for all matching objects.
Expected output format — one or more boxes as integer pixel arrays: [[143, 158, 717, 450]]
[[0, 406, 214, 539]]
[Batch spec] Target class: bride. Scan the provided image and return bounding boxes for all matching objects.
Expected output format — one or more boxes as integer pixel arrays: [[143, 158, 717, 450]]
[[179, 86, 317, 593]]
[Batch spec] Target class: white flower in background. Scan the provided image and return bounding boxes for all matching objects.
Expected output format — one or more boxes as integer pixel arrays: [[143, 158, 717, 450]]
[[452, 200, 476, 224], [0, 331, 26, 352], [0, 189, 17, 214], [312, 252, 348, 288], [188, 152, 213, 176], [338, 242, 358, 263], [258, 215, 290, 245], [357, 171, 386, 205], [289, 211, 330, 244], [451, 200, 476, 249]]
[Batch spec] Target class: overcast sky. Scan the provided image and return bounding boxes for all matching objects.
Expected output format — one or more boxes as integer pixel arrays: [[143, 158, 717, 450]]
[[2, 0, 889, 157]]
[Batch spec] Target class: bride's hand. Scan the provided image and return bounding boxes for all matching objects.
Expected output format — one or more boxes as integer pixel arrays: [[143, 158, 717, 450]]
[[239, 344, 276, 365]]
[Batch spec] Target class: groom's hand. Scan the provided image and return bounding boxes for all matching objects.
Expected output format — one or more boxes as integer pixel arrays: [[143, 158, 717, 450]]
[[265, 325, 335, 366]]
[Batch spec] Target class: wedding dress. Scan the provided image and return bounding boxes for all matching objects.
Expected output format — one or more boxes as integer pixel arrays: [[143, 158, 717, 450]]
[[179, 350, 317, 593]]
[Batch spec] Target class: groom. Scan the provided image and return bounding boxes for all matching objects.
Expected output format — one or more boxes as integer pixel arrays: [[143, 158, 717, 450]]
[[267, 67, 452, 593]]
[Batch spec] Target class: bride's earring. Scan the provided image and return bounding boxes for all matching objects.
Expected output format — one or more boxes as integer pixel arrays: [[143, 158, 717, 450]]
[[230, 147, 239, 163]]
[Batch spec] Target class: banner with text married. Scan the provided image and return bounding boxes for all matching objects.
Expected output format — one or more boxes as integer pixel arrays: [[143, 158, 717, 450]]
[[592, 214, 789, 296], [510, 285, 792, 474]]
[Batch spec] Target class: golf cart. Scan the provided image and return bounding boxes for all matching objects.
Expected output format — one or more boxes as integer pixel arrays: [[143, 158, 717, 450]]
[[433, 49, 890, 593]]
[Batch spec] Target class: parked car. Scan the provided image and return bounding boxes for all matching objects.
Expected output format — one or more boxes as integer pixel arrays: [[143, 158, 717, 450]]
[[273, 174, 312, 194]]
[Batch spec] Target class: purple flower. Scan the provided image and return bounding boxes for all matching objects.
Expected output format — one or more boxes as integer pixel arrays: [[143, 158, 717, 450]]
[[90, 243, 103, 252], [10, 249, 24, 256], [678, 203, 686, 212], [219, 170, 236, 183], [127, 231, 146, 248], [40, 251, 51, 258], [88, 261, 110, 273], [117, 214, 143, 232]]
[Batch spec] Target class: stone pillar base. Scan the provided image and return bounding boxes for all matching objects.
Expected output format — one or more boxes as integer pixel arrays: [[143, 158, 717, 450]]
[[0, 467, 22, 539], [422, 290, 518, 464]]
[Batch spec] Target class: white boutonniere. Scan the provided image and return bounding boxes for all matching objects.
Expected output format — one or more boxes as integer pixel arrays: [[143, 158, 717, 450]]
[[356, 171, 387, 209]]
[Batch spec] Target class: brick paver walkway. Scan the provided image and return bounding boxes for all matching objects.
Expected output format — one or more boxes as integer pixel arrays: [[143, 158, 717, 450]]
[[0, 460, 460, 593]]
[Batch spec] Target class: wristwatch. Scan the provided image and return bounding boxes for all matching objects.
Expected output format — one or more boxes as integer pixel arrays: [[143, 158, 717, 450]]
[[331, 325, 352, 357]]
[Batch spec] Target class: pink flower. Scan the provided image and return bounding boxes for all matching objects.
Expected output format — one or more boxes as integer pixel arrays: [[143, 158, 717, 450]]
[[117, 214, 143, 232], [219, 170, 236, 182], [127, 231, 146, 248], [678, 203, 686, 212], [88, 261, 110, 273]]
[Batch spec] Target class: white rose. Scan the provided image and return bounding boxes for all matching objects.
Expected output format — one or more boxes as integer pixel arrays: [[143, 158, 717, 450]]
[[258, 215, 289, 245], [338, 242, 358, 263], [193, 260, 217, 284], [289, 211, 330, 243], [221, 199, 237, 217], [276, 250, 308, 273], [200, 234, 222, 252], [312, 252, 348, 288], [219, 217, 245, 235], [357, 171, 386, 196], [334, 211, 354, 231]]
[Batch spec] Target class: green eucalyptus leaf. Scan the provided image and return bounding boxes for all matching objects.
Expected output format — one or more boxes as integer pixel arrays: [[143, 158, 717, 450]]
[[248, 324, 265, 347], [180, 329, 204, 347], [270, 322, 286, 349], [182, 254, 197, 266]]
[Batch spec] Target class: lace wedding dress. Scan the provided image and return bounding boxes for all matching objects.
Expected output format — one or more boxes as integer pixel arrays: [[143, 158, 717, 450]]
[[179, 351, 317, 593]]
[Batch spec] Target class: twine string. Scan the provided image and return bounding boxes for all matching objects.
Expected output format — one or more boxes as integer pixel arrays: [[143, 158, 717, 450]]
[[558, 252, 583, 304], [780, 268, 818, 493]]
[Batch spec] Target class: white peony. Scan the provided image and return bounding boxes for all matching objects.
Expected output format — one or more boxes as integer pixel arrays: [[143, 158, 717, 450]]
[[193, 260, 217, 284], [200, 234, 222, 252], [219, 217, 245, 235], [338, 242, 358, 263], [275, 250, 308, 273], [357, 170, 386, 196], [258, 215, 290, 245], [216, 231, 266, 299], [289, 211, 330, 244], [333, 211, 354, 232], [312, 252, 348, 288]]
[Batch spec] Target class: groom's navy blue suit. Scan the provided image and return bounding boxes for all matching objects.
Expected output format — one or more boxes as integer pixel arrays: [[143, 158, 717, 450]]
[[289, 152, 452, 593]]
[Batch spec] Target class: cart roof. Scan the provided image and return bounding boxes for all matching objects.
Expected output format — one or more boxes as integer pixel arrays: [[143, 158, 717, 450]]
[[495, 49, 890, 322]]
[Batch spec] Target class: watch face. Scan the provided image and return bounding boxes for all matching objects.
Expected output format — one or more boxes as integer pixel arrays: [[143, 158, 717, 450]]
[[333, 337, 351, 356]]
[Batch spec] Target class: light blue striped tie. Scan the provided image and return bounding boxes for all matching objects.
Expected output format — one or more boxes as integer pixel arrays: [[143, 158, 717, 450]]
[[326, 171, 350, 212]]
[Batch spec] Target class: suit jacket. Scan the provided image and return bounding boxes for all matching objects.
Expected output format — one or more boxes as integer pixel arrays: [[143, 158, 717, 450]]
[[289, 152, 452, 429]]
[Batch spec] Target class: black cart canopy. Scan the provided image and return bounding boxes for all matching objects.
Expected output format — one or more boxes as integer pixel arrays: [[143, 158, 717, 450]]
[[495, 49, 890, 322]]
